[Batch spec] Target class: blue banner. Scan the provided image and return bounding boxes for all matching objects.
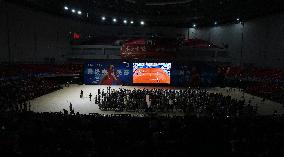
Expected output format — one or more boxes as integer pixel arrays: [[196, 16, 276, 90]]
[[84, 61, 133, 85], [171, 63, 218, 87]]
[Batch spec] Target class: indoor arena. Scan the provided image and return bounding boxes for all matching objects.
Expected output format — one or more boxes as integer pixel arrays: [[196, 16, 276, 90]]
[[1, 0, 284, 156]]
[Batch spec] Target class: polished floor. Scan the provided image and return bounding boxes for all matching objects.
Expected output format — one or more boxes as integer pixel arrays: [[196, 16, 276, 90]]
[[30, 85, 284, 115]]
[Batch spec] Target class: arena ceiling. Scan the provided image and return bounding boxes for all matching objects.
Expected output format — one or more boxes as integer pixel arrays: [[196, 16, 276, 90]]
[[5, 0, 284, 27]]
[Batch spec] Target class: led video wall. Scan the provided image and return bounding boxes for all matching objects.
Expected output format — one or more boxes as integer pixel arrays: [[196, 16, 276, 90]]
[[84, 61, 218, 86], [133, 63, 171, 84]]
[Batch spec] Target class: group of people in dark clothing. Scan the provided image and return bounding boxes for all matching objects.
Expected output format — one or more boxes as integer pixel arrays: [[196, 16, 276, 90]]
[[96, 87, 255, 118], [80, 90, 93, 101], [0, 78, 61, 112], [0, 112, 283, 157], [0, 74, 282, 157]]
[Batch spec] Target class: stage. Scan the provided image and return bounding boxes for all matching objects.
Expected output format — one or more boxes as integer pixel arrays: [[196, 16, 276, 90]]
[[30, 85, 284, 115]]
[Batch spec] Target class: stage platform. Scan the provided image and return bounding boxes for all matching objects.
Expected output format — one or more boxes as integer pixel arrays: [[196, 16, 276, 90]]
[[30, 85, 284, 116]]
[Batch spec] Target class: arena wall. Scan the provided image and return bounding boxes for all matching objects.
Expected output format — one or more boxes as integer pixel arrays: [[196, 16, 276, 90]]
[[188, 14, 284, 68], [0, 2, 186, 63], [1, 2, 284, 68]]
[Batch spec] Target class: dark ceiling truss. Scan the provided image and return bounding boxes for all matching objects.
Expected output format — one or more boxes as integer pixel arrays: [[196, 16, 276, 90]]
[[5, 0, 284, 27]]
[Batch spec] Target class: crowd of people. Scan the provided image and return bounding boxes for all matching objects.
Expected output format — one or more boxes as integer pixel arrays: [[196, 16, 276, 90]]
[[0, 78, 61, 112], [96, 87, 255, 118], [0, 64, 283, 156], [0, 112, 283, 156]]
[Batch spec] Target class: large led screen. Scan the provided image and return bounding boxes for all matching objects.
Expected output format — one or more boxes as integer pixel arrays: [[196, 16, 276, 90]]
[[133, 63, 171, 84]]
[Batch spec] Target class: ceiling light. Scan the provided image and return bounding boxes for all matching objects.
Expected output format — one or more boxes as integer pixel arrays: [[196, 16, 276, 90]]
[[113, 18, 117, 23], [64, 6, 69, 10], [140, 21, 145, 25], [102, 16, 106, 21], [123, 20, 128, 24], [130, 21, 134, 24], [71, 9, 76, 13], [77, 11, 82, 15]]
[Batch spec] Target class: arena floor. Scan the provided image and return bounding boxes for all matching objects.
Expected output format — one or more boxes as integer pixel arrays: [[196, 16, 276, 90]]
[[30, 85, 284, 115]]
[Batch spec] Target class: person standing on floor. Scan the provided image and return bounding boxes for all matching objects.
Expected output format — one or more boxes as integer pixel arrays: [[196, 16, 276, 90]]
[[80, 90, 83, 98], [28, 101, 31, 111], [146, 94, 151, 111], [69, 102, 73, 112], [89, 93, 92, 101]]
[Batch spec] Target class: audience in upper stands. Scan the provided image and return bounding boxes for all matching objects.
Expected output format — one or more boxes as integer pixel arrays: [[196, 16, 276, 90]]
[[219, 66, 284, 103], [222, 66, 284, 83], [0, 64, 83, 78]]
